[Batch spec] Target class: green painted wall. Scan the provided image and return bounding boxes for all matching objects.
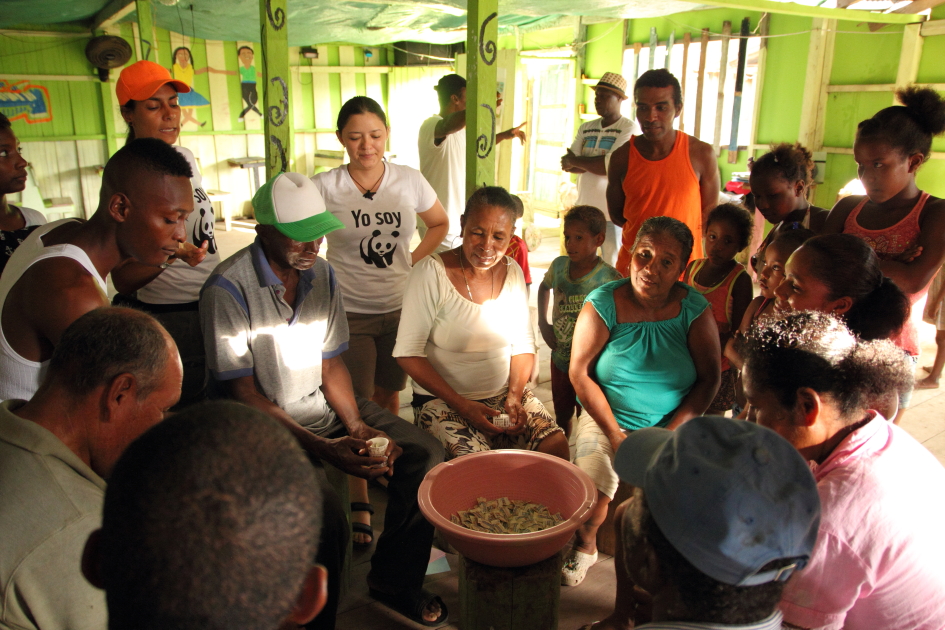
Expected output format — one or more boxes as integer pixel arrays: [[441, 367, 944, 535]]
[[754, 14, 811, 148], [3, 8, 945, 206]]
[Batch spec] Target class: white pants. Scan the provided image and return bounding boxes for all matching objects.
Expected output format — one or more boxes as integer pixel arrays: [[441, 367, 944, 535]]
[[600, 221, 622, 269]]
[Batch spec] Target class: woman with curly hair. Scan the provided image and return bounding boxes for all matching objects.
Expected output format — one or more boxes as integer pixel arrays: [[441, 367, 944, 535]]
[[740, 311, 945, 630]]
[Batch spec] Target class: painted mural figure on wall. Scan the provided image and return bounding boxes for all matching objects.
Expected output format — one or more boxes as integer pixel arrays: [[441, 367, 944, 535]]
[[237, 45, 262, 121], [171, 47, 218, 128]]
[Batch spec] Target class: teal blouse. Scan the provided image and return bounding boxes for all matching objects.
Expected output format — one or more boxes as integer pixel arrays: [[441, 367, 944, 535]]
[[581, 279, 709, 431]]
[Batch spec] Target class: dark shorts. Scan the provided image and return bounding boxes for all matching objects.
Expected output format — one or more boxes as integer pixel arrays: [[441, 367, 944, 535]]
[[341, 310, 408, 399]]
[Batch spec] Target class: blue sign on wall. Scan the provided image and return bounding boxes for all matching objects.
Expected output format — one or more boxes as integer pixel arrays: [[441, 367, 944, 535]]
[[0, 80, 52, 124]]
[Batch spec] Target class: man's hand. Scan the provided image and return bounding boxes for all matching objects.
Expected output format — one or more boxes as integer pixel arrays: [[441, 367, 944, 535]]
[[497, 122, 527, 145], [317, 435, 392, 480], [348, 424, 403, 475], [561, 149, 585, 173], [171, 240, 209, 267]]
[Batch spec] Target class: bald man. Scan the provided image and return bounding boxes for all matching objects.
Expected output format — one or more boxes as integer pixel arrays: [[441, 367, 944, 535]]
[[0, 138, 194, 401]]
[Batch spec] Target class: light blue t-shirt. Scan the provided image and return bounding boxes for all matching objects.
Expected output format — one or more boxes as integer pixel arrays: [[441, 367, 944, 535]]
[[582, 279, 708, 431]]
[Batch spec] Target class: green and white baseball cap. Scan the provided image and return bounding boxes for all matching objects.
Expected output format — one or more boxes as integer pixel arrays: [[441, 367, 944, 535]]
[[252, 172, 345, 242]]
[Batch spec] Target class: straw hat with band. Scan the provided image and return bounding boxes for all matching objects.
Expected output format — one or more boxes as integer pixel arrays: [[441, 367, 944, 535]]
[[117, 60, 190, 105], [594, 72, 628, 100], [253, 172, 345, 243]]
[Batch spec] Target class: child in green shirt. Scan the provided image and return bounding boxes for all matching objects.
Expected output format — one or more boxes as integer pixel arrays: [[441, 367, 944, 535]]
[[538, 205, 622, 434]]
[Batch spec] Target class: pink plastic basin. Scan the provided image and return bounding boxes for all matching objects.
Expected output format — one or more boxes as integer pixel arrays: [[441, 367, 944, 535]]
[[418, 450, 598, 567]]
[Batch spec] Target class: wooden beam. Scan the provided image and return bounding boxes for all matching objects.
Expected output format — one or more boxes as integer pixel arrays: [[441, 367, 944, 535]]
[[921, 18, 945, 35], [748, 12, 769, 152], [135, 0, 155, 61], [798, 18, 836, 152], [648, 27, 657, 70], [259, 0, 292, 178], [827, 81, 945, 92], [680, 0, 924, 23], [728, 18, 750, 164], [90, 0, 134, 32], [891, 0, 945, 13], [895, 23, 924, 103], [2, 74, 97, 82], [712, 21, 731, 155], [466, 0, 499, 193], [694, 28, 708, 139], [294, 65, 392, 74]]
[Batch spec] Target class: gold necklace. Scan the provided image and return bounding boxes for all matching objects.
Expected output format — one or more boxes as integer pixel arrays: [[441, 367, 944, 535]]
[[458, 251, 495, 301]]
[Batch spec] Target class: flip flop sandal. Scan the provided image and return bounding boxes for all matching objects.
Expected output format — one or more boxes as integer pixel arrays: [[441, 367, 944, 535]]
[[350, 502, 374, 549], [561, 548, 598, 586], [369, 587, 448, 627]]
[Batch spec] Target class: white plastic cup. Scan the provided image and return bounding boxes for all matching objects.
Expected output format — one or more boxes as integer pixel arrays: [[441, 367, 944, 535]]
[[494, 414, 512, 428], [367, 437, 389, 459]]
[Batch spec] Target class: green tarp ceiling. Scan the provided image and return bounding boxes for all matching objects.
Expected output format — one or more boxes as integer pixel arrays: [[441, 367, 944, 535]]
[[0, 0, 702, 45]]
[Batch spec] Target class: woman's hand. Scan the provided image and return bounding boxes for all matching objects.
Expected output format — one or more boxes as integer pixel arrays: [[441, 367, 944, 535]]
[[608, 429, 627, 454], [896, 243, 923, 264], [504, 392, 528, 436], [455, 399, 503, 436]]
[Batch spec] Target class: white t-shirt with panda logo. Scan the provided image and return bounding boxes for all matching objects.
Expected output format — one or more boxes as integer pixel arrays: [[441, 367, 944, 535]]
[[136, 145, 221, 304], [312, 162, 437, 314]]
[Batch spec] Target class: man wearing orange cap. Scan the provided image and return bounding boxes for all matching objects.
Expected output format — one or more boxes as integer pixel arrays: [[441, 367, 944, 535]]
[[0, 138, 195, 401], [561, 72, 639, 267], [607, 69, 720, 275]]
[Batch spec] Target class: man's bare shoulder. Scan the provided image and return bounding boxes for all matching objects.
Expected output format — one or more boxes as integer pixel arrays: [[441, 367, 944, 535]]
[[687, 135, 716, 162]]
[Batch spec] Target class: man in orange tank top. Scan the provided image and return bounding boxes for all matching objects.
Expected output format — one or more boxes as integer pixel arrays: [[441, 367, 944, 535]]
[[607, 70, 720, 276]]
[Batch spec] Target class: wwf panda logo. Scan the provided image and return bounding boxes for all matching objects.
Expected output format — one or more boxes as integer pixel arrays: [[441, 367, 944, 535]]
[[360, 229, 399, 269], [192, 189, 217, 255]]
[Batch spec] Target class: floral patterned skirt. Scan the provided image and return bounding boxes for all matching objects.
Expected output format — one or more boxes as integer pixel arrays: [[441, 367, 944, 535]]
[[413, 388, 562, 460]]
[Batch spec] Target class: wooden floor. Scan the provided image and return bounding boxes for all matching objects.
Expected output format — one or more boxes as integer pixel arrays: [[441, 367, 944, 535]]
[[214, 223, 945, 629]]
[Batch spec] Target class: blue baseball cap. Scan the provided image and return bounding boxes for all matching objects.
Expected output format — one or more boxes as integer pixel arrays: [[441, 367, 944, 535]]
[[614, 416, 821, 587]]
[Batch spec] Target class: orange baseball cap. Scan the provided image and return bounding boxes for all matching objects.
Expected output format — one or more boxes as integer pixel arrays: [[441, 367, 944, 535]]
[[116, 60, 190, 105]]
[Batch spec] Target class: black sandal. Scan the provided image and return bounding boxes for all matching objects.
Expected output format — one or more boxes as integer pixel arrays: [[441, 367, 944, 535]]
[[368, 587, 448, 627], [350, 502, 374, 548]]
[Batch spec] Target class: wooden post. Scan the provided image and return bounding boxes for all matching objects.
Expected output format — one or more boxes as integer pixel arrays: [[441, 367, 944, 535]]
[[798, 18, 836, 152], [680, 32, 690, 132], [727, 18, 750, 164], [466, 0, 499, 194], [748, 13, 769, 153], [459, 553, 562, 630], [648, 28, 657, 70], [694, 28, 709, 139], [632, 42, 642, 83], [894, 23, 924, 104], [665, 30, 674, 69], [713, 21, 732, 155], [259, 0, 292, 179], [134, 0, 155, 60]]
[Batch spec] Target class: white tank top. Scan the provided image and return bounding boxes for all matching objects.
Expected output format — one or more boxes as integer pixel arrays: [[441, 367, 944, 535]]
[[0, 219, 106, 401]]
